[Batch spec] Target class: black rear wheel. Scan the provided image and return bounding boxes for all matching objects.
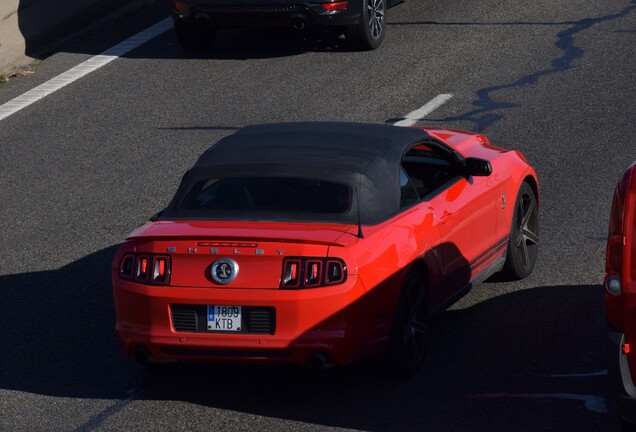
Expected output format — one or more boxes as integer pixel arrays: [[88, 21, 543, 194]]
[[173, 16, 217, 48], [500, 181, 539, 280], [345, 0, 386, 50], [622, 418, 636, 432], [386, 271, 430, 377]]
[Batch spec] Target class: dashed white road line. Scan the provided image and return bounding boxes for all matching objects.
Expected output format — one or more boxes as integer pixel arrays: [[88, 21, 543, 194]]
[[1, 23, 451, 126], [0, 17, 173, 122], [394, 93, 453, 127]]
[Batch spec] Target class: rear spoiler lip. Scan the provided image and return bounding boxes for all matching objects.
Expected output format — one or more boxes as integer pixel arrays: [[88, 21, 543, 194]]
[[124, 234, 350, 247]]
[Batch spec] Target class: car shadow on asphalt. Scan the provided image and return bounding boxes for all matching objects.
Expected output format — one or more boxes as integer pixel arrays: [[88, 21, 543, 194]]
[[128, 26, 358, 62], [134, 283, 614, 431], [0, 245, 139, 400], [0, 244, 617, 431]]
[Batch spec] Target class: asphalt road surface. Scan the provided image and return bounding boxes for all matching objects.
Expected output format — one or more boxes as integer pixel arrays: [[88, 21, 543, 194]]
[[1, 0, 635, 430]]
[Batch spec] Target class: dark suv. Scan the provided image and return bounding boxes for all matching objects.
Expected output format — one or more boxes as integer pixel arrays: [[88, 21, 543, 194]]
[[169, 0, 387, 50], [605, 160, 636, 430]]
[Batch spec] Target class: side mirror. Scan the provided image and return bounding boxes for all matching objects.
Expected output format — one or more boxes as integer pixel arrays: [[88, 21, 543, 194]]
[[465, 157, 492, 177]]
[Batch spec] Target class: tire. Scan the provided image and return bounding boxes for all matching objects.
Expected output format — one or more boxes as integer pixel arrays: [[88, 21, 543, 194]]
[[173, 16, 217, 48], [500, 181, 539, 280], [385, 271, 430, 377], [622, 418, 636, 432], [345, 0, 386, 50]]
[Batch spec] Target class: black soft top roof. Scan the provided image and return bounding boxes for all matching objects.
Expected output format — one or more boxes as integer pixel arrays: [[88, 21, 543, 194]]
[[163, 122, 430, 224]]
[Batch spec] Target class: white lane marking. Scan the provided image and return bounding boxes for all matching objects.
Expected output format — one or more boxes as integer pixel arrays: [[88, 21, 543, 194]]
[[551, 370, 608, 378], [394, 93, 453, 127], [470, 392, 608, 414], [0, 17, 173, 122]]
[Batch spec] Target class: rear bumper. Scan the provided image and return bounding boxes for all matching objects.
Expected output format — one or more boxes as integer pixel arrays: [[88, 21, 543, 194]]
[[113, 275, 386, 367], [608, 329, 636, 424], [171, 0, 363, 28]]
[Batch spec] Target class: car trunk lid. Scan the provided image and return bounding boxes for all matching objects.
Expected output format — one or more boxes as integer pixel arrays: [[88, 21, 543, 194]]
[[127, 220, 354, 289]]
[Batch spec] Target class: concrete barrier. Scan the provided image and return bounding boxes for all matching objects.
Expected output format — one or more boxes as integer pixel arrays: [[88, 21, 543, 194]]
[[0, 0, 156, 75]]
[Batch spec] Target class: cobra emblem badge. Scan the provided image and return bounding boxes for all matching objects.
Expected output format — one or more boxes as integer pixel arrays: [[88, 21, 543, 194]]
[[211, 258, 239, 285]]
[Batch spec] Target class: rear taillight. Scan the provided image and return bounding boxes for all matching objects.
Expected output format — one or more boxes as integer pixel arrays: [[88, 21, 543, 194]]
[[120, 253, 171, 285], [137, 256, 150, 280], [322, 1, 348, 12], [305, 260, 322, 287], [605, 233, 623, 295], [326, 260, 346, 284], [170, 2, 188, 12], [281, 258, 347, 289]]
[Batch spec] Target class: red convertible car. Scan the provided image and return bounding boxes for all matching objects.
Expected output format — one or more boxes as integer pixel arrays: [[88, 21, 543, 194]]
[[605, 160, 636, 428], [112, 122, 539, 376]]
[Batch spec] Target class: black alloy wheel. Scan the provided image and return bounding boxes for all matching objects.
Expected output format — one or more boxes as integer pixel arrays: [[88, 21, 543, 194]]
[[501, 181, 539, 280], [386, 271, 430, 377], [345, 0, 386, 50]]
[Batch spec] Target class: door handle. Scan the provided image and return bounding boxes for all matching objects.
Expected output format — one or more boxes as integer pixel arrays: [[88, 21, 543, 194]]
[[440, 211, 452, 224]]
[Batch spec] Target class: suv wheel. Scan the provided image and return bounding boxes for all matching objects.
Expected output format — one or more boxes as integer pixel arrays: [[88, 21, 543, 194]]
[[345, 0, 386, 50]]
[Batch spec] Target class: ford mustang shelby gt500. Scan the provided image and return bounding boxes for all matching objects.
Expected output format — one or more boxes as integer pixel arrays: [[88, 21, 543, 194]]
[[605, 160, 636, 427], [112, 122, 539, 375]]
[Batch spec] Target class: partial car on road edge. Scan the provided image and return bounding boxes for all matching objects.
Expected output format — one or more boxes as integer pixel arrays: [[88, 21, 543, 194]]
[[605, 160, 636, 430]]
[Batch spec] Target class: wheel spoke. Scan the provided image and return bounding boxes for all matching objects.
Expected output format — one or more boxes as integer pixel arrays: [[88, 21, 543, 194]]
[[521, 197, 536, 228], [402, 281, 424, 343], [522, 227, 539, 245], [411, 319, 430, 336], [519, 238, 529, 269], [516, 199, 524, 226], [406, 329, 418, 358], [407, 286, 423, 322], [374, 19, 382, 38]]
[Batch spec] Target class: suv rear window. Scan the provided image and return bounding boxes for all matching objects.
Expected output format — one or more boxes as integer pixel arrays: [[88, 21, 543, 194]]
[[165, 177, 351, 219]]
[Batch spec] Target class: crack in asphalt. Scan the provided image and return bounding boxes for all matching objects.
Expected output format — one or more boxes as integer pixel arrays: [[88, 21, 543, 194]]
[[429, 1, 636, 133], [71, 381, 146, 432]]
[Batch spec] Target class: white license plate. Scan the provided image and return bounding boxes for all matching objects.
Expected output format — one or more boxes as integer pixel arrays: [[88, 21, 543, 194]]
[[207, 305, 242, 332]]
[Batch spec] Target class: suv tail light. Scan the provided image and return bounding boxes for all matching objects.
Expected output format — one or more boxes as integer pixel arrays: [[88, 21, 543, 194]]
[[120, 253, 171, 285], [322, 1, 348, 12], [281, 258, 346, 289]]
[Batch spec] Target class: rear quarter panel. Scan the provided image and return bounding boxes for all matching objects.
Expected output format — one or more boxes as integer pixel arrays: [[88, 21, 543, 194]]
[[623, 164, 636, 381], [328, 204, 441, 351]]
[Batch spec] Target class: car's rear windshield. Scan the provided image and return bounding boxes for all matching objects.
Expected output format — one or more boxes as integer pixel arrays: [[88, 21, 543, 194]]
[[162, 177, 351, 220]]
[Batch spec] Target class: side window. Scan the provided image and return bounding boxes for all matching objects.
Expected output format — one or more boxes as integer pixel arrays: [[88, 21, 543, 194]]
[[400, 167, 419, 208], [402, 141, 463, 198]]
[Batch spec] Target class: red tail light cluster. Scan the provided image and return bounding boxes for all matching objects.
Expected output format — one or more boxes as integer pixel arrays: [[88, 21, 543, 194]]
[[281, 257, 346, 289], [119, 253, 171, 285]]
